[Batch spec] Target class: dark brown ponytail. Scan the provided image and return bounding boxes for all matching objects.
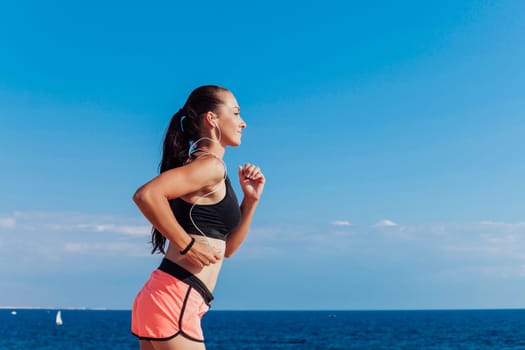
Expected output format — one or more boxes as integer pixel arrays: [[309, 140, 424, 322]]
[[151, 85, 229, 254]]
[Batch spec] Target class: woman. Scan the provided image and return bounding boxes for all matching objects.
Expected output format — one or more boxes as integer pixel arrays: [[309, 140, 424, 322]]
[[131, 85, 265, 349]]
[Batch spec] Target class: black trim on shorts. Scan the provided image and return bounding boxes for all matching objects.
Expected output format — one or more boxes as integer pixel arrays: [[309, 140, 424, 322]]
[[158, 258, 214, 305], [179, 286, 205, 343], [132, 331, 181, 342], [132, 285, 205, 343]]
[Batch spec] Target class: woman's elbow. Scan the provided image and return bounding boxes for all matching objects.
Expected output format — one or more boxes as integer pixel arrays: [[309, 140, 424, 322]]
[[224, 248, 234, 258], [133, 186, 154, 206]]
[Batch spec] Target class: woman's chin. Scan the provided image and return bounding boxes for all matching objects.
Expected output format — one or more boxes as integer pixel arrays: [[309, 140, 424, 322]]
[[229, 137, 242, 147]]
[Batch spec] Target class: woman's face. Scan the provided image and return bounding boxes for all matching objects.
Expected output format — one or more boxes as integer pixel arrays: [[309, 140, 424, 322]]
[[216, 92, 246, 147]]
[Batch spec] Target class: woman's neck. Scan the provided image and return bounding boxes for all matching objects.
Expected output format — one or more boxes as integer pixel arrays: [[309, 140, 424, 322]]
[[190, 144, 225, 160]]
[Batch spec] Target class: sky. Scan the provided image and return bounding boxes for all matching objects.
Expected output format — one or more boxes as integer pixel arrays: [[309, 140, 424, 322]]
[[1, 0, 524, 310]]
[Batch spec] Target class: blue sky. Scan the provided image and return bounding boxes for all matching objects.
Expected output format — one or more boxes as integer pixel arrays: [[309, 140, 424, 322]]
[[1, 0, 524, 310]]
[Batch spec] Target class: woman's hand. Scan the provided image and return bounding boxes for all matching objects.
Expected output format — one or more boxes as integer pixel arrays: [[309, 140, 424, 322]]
[[183, 237, 222, 268], [238, 163, 265, 201]]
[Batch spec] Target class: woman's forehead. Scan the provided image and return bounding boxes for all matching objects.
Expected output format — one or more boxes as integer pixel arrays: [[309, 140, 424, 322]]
[[221, 92, 240, 110]]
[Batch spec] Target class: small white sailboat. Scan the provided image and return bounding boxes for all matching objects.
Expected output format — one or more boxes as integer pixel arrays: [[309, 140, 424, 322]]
[[56, 310, 63, 326], [11, 310, 17, 315]]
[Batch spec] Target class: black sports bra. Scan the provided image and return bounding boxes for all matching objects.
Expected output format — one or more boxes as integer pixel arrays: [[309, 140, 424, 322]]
[[169, 176, 241, 241]]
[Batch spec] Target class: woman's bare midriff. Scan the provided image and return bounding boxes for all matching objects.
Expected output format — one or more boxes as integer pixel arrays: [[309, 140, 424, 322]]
[[164, 234, 226, 292]]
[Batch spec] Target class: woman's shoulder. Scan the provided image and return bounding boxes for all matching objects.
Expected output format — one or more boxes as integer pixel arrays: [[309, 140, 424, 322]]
[[183, 155, 226, 184]]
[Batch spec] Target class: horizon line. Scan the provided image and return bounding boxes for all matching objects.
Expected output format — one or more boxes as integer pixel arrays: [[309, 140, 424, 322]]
[[2, 306, 525, 312]]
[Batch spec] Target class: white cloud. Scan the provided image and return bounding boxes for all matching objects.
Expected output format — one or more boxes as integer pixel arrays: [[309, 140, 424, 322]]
[[0, 217, 16, 229], [5, 211, 150, 236], [63, 242, 148, 256], [6, 210, 525, 281], [0, 211, 154, 264], [70, 224, 150, 236], [480, 233, 518, 244], [374, 219, 399, 227], [478, 264, 525, 279], [479, 221, 525, 231], [331, 220, 352, 226]]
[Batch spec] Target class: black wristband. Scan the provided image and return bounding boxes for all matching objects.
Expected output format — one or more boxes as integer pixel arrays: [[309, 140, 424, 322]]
[[180, 237, 195, 255]]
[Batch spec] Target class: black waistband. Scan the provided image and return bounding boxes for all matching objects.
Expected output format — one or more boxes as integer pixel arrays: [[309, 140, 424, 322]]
[[158, 258, 214, 305]]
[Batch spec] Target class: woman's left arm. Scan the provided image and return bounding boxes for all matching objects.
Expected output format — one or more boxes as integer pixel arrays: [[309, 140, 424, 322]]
[[225, 163, 265, 258]]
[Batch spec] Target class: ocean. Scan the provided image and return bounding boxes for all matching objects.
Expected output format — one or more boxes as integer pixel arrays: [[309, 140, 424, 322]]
[[1, 309, 525, 349]]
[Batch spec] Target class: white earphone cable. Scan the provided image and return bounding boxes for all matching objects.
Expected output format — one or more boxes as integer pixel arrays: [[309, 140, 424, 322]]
[[186, 120, 226, 248]]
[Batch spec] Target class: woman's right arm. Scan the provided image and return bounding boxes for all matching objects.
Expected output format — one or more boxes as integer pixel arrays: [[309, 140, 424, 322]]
[[133, 157, 224, 267]]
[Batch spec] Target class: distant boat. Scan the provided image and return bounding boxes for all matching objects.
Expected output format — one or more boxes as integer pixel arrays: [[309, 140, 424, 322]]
[[328, 314, 337, 318], [56, 310, 63, 326], [11, 311, 17, 315]]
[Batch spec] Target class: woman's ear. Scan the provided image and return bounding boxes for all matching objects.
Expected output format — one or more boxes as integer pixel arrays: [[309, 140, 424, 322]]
[[205, 111, 218, 127]]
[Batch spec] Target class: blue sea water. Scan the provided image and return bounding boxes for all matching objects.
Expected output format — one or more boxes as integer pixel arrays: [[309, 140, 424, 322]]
[[1, 309, 525, 349]]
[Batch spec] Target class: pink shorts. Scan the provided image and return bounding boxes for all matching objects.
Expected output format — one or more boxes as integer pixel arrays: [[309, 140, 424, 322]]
[[131, 259, 213, 342]]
